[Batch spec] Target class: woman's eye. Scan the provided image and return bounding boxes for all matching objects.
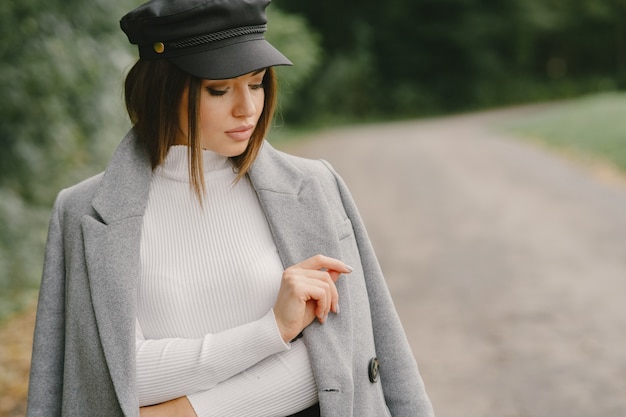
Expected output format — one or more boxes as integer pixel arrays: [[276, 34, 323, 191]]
[[207, 88, 226, 97], [250, 83, 264, 90]]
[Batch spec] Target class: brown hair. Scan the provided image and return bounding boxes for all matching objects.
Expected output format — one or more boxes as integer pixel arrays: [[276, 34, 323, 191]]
[[124, 60, 277, 198]]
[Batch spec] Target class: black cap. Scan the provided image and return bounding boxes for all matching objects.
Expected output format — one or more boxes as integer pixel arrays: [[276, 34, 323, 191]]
[[120, 0, 292, 80]]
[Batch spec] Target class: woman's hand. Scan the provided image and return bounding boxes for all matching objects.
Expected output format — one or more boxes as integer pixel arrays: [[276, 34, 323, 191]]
[[273, 254, 353, 343], [140, 397, 197, 417]]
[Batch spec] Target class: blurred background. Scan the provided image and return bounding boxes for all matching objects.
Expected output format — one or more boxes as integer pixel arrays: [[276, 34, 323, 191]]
[[1, 0, 626, 416]]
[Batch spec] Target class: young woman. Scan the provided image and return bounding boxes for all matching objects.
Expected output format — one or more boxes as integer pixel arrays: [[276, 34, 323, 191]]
[[26, 1, 434, 416]]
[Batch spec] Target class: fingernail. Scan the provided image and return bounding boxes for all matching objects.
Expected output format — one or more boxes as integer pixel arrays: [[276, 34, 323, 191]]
[[336, 303, 341, 314], [345, 264, 354, 272]]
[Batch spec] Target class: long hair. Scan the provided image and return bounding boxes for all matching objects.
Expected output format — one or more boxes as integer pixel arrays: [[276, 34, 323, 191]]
[[124, 60, 277, 199]]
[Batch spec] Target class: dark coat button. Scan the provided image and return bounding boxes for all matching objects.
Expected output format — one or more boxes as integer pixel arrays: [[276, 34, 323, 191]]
[[368, 357, 380, 383]]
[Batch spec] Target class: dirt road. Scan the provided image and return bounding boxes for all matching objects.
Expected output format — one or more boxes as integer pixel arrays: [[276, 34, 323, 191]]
[[284, 106, 626, 417]]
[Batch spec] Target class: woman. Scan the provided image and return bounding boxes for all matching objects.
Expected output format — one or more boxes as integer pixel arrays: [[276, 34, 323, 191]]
[[26, 0, 434, 416]]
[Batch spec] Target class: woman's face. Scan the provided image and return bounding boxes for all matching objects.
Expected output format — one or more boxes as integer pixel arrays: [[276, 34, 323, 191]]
[[178, 69, 266, 157]]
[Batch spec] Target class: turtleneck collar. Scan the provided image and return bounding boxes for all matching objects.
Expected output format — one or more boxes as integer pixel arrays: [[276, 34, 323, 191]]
[[155, 145, 232, 182]]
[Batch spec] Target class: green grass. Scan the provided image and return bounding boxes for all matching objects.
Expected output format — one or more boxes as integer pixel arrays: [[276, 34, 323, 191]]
[[498, 92, 626, 173]]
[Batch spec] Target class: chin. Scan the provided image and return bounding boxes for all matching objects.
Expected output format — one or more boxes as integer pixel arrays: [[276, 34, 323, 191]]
[[222, 141, 250, 158]]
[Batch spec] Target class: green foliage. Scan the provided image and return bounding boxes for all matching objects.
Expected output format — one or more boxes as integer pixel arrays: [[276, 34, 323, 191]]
[[499, 92, 626, 172], [0, 0, 135, 205], [274, 0, 626, 123], [265, 8, 323, 120], [0, 0, 138, 316]]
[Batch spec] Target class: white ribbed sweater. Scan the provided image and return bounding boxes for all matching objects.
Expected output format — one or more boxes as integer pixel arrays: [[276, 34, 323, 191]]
[[136, 146, 318, 416]]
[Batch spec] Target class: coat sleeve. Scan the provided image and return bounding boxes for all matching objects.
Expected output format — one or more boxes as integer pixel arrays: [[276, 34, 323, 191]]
[[321, 161, 435, 417], [26, 192, 67, 417]]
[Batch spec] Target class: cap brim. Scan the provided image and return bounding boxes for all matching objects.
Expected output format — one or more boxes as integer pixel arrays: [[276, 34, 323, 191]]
[[169, 38, 292, 80]]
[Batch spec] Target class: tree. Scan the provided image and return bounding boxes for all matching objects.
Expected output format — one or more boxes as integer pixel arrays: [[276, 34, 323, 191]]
[[273, 0, 626, 121]]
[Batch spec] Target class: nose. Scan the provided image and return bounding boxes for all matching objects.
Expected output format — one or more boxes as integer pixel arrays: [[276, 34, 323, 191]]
[[232, 88, 256, 118]]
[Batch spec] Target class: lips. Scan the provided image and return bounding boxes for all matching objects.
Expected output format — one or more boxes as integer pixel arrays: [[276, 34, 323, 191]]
[[225, 125, 254, 141]]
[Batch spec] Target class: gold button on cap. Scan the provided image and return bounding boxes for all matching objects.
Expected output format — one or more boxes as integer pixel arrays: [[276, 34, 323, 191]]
[[153, 42, 165, 53]]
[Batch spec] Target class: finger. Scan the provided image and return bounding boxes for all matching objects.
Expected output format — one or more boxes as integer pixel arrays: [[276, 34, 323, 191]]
[[294, 254, 354, 275], [327, 269, 342, 282], [301, 283, 331, 322], [293, 269, 339, 315], [282, 264, 342, 318], [309, 277, 334, 321], [281, 270, 331, 319], [300, 269, 338, 316], [325, 270, 341, 313]]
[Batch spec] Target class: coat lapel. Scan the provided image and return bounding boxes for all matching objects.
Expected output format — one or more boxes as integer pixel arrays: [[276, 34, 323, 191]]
[[249, 143, 355, 412], [248, 142, 342, 272], [82, 131, 151, 417]]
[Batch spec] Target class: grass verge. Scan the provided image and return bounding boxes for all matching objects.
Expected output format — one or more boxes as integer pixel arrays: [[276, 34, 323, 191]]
[[498, 92, 626, 175]]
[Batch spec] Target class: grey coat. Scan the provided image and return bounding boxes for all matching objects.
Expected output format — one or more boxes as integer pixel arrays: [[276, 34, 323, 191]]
[[26, 131, 434, 417]]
